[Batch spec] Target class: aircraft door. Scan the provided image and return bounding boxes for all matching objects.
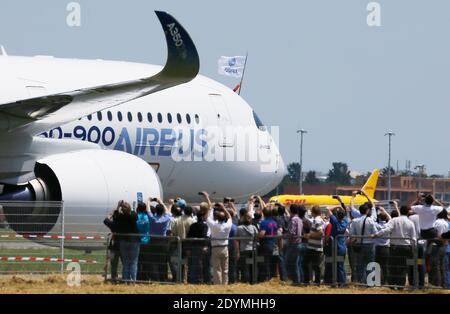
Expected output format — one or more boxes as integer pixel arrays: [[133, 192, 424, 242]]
[[209, 94, 234, 147]]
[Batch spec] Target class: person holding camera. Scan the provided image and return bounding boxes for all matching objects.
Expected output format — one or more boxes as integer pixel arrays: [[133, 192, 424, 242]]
[[186, 205, 210, 284], [146, 197, 173, 282], [103, 204, 122, 282], [410, 193, 444, 240], [327, 196, 350, 286], [135, 202, 152, 281], [348, 202, 377, 285], [114, 201, 140, 283], [223, 198, 239, 283], [429, 209, 449, 287], [303, 205, 325, 285], [205, 198, 232, 285], [371, 201, 416, 287], [285, 204, 304, 285]]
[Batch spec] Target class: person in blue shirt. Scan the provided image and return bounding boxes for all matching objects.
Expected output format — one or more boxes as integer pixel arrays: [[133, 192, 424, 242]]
[[258, 208, 279, 282], [146, 198, 173, 282], [136, 202, 151, 281], [328, 196, 350, 286]]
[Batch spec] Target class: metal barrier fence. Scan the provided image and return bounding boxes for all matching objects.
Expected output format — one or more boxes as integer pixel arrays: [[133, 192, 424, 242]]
[[102, 234, 449, 289], [0, 201, 108, 276], [331, 234, 449, 290], [0, 201, 448, 289]]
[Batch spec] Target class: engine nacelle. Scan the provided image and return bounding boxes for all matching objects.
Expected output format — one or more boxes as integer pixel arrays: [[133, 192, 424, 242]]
[[2, 149, 162, 238]]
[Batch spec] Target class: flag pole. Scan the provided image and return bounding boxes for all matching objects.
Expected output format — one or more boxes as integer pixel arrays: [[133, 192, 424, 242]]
[[238, 52, 248, 95]]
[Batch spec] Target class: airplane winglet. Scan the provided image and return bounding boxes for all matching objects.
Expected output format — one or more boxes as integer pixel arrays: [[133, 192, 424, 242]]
[[154, 11, 200, 83], [0, 11, 200, 134]]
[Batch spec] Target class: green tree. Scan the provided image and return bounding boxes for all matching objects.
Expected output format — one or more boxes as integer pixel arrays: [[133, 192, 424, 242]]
[[381, 166, 395, 177], [326, 162, 351, 185], [287, 162, 300, 182], [304, 171, 320, 184]]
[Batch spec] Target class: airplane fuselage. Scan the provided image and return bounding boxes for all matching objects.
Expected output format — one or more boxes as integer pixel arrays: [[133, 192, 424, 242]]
[[1, 56, 285, 201]]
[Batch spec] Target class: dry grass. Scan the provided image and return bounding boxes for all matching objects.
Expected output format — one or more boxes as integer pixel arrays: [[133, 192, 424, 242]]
[[0, 275, 448, 294]]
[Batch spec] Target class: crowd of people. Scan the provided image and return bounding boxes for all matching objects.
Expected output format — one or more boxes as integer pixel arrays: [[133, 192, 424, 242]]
[[103, 191, 450, 289]]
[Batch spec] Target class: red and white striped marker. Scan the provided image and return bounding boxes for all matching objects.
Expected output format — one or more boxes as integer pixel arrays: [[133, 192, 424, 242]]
[[0, 256, 97, 264], [0, 234, 105, 240]]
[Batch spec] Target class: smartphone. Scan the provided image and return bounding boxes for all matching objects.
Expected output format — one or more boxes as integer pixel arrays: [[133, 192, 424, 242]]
[[389, 201, 395, 205], [151, 198, 158, 202], [198, 192, 204, 196]]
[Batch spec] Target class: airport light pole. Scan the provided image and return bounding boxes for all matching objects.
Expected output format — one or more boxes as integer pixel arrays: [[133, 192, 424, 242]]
[[297, 129, 307, 195], [385, 132, 395, 203]]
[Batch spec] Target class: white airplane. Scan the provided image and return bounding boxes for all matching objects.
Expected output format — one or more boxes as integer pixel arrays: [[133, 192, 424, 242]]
[[0, 11, 284, 238]]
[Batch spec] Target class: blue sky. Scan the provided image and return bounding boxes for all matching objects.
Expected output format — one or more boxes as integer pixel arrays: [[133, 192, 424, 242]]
[[1, 0, 450, 175]]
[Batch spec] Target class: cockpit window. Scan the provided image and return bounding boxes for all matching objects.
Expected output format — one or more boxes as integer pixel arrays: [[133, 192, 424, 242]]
[[253, 111, 266, 131]]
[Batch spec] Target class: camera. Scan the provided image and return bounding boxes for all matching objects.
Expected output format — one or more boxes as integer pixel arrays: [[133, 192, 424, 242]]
[[223, 197, 235, 204], [151, 198, 158, 202]]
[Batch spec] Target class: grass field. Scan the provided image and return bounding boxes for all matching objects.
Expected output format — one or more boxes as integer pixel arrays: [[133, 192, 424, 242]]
[[0, 275, 448, 294]]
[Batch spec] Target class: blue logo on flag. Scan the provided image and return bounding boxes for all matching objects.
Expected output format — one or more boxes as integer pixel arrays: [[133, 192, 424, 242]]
[[228, 57, 236, 67]]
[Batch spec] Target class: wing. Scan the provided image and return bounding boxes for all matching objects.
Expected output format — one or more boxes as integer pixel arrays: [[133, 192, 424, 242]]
[[0, 11, 200, 135]]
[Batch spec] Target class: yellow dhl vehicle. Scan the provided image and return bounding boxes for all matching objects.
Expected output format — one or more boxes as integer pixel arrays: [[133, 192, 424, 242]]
[[269, 169, 379, 207]]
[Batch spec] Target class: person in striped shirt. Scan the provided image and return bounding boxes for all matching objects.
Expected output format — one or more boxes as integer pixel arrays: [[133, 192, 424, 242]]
[[303, 206, 324, 285]]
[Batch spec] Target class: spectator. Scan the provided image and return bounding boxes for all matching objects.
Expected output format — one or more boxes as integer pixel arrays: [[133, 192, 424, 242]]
[[298, 205, 311, 284], [274, 205, 289, 281], [253, 210, 263, 232], [225, 201, 239, 284], [429, 209, 449, 287], [372, 202, 416, 288], [171, 204, 194, 240], [303, 205, 325, 285], [328, 196, 350, 286], [285, 204, 304, 285], [445, 209, 450, 288], [236, 213, 259, 283], [269, 208, 285, 281], [115, 201, 140, 283], [147, 198, 173, 282], [349, 203, 377, 285], [202, 192, 232, 285], [136, 202, 151, 281], [186, 206, 210, 284], [374, 208, 391, 285], [170, 202, 194, 282], [408, 211, 425, 288], [103, 204, 121, 282], [410, 193, 444, 239], [248, 195, 266, 219], [258, 208, 278, 282], [323, 214, 334, 284]]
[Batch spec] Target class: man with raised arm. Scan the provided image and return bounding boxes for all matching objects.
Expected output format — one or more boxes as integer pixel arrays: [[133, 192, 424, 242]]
[[410, 193, 444, 239], [199, 192, 232, 285]]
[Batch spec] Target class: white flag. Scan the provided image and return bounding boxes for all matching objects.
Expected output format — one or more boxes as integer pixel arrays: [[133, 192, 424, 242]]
[[218, 56, 246, 78]]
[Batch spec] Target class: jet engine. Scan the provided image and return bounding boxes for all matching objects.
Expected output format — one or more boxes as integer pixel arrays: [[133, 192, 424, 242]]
[[0, 149, 162, 236]]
